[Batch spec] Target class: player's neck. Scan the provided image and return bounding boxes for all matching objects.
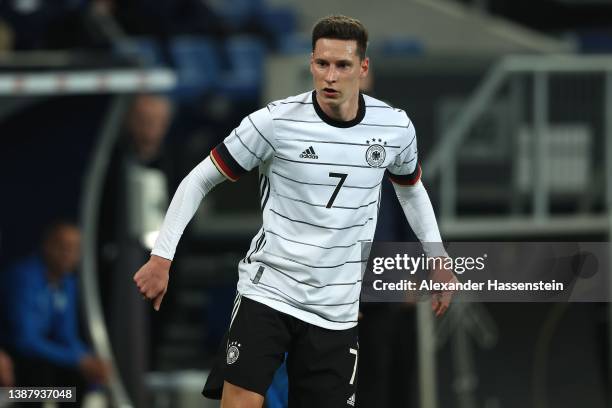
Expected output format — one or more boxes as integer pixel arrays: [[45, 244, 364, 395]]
[[316, 92, 359, 122]]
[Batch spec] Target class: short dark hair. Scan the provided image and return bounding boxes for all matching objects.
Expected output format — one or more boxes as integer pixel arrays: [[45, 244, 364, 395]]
[[311, 15, 369, 60]]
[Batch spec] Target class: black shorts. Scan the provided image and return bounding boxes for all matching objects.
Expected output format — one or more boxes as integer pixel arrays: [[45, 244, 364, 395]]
[[203, 294, 359, 407]]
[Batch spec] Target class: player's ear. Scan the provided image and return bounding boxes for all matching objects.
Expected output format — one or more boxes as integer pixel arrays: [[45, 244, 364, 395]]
[[360, 57, 370, 78]]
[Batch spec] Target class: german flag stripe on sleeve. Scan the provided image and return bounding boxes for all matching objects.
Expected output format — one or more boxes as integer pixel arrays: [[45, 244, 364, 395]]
[[386, 164, 422, 186], [210, 143, 247, 182]]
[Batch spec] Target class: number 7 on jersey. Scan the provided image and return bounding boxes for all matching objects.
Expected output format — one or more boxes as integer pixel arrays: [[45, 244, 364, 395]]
[[327, 172, 348, 208]]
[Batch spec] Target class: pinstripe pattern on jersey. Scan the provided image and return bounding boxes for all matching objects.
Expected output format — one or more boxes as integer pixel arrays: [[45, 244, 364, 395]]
[[258, 261, 362, 288], [272, 170, 381, 189], [397, 133, 416, 156], [265, 229, 358, 250], [247, 115, 275, 152], [251, 281, 360, 307], [268, 230, 359, 249], [403, 156, 417, 166], [269, 209, 372, 230], [263, 250, 367, 269], [267, 101, 314, 111], [276, 138, 401, 148], [273, 118, 323, 123], [274, 155, 374, 169], [275, 191, 377, 210], [234, 129, 264, 162], [358, 122, 411, 128], [277, 101, 313, 105]]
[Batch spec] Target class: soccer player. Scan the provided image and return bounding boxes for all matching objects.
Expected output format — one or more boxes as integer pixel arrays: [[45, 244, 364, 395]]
[[134, 15, 451, 408]]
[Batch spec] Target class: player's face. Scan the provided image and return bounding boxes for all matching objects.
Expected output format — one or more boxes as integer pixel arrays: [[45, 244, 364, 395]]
[[127, 95, 171, 160], [43, 225, 81, 276], [310, 38, 369, 111]]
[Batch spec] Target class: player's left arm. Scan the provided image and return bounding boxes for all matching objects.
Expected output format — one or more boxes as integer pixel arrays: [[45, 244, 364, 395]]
[[390, 174, 456, 316], [387, 120, 456, 316]]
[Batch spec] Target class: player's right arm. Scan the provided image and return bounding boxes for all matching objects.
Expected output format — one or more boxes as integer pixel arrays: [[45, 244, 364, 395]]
[[134, 107, 276, 310], [134, 155, 227, 310]]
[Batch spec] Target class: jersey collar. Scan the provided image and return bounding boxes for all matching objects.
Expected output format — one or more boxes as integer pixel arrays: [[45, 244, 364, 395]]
[[312, 90, 366, 128]]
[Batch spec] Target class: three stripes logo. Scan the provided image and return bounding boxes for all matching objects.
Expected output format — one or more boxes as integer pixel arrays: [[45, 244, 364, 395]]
[[299, 146, 318, 159], [346, 393, 355, 406]]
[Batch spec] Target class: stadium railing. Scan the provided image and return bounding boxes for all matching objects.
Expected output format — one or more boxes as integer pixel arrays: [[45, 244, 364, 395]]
[[418, 54, 612, 408], [424, 55, 612, 238]]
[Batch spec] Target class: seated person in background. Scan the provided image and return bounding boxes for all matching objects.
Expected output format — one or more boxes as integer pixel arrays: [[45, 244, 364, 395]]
[[0, 350, 14, 387], [1, 221, 109, 404]]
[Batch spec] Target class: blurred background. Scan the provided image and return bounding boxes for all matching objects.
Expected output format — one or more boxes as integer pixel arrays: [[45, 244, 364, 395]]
[[0, 0, 611, 407]]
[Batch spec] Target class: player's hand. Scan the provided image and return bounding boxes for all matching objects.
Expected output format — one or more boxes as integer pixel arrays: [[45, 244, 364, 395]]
[[133, 255, 171, 311], [79, 355, 110, 384], [429, 259, 458, 317]]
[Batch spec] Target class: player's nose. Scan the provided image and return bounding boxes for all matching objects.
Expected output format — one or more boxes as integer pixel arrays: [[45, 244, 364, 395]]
[[325, 67, 338, 82]]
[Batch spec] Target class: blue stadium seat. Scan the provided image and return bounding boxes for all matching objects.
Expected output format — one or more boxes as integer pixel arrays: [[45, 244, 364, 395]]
[[114, 37, 166, 67], [170, 36, 221, 100], [278, 33, 311, 55], [208, 0, 263, 30], [258, 7, 297, 40], [376, 37, 424, 56], [220, 36, 266, 101]]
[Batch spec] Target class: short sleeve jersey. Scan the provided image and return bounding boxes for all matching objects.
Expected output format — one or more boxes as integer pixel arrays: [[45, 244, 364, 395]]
[[210, 91, 420, 330]]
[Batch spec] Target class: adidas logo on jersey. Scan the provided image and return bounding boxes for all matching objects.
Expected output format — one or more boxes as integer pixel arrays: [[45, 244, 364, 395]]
[[347, 393, 355, 406], [299, 146, 318, 159]]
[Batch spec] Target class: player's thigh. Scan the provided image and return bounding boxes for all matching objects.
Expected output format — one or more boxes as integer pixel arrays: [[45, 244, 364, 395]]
[[221, 380, 265, 408], [287, 324, 359, 408], [224, 295, 291, 397]]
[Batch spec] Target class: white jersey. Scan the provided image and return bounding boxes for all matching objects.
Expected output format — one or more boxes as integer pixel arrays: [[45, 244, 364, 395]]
[[210, 91, 420, 330]]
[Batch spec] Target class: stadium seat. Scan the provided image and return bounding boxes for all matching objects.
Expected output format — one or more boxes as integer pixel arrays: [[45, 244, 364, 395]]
[[207, 0, 263, 30], [219, 36, 266, 101], [258, 7, 297, 43], [114, 37, 166, 67], [377, 37, 425, 56], [170, 36, 221, 101], [278, 33, 311, 55]]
